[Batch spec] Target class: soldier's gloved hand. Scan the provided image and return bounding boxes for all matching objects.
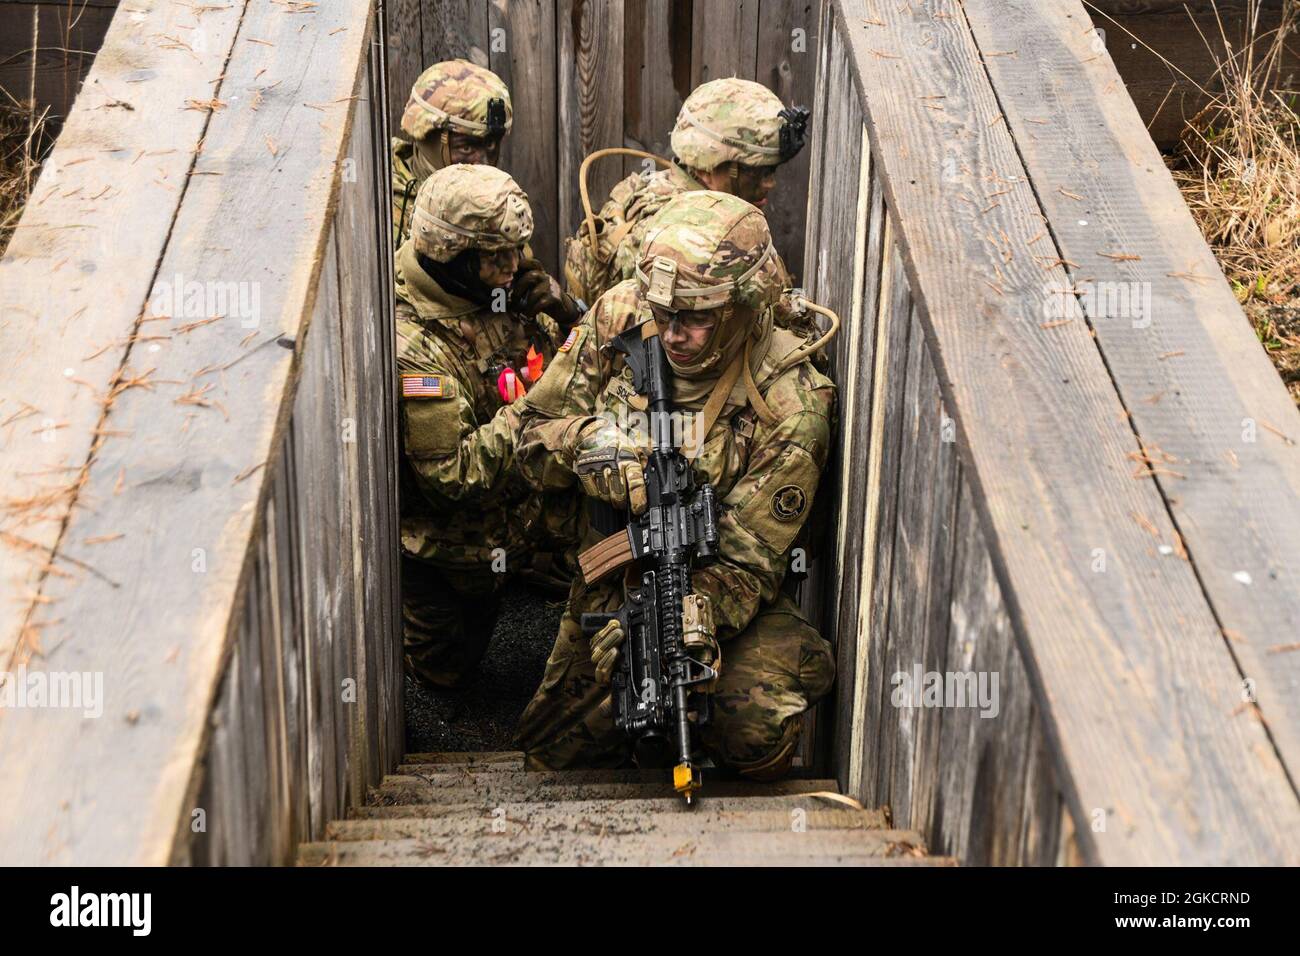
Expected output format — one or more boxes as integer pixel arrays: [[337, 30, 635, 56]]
[[590, 619, 626, 686], [571, 420, 647, 514], [510, 257, 584, 328]]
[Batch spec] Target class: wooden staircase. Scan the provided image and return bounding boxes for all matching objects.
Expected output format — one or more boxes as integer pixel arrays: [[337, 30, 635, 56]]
[[297, 752, 955, 866]]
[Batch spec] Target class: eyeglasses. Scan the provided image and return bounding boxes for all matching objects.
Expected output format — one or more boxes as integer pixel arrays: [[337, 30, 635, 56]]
[[650, 306, 718, 332]]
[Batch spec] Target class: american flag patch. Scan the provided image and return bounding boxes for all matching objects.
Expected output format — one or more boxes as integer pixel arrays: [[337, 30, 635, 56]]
[[402, 374, 445, 398], [558, 328, 580, 353]]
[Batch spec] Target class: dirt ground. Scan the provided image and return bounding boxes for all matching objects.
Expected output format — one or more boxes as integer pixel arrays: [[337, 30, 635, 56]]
[[403, 581, 565, 754], [1243, 296, 1300, 406]]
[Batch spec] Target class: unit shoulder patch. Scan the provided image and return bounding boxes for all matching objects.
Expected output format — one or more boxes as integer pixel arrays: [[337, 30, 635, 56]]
[[770, 484, 807, 522], [401, 373, 455, 400]]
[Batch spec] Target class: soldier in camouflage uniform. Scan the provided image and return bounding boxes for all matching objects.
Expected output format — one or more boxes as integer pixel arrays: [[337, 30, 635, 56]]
[[392, 60, 511, 248], [396, 163, 579, 689], [511, 191, 837, 780], [562, 78, 811, 316], [393, 60, 585, 338]]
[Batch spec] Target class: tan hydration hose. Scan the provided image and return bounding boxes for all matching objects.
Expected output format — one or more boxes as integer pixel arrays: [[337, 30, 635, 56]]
[[579, 147, 673, 255], [776, 295, 841, 373]]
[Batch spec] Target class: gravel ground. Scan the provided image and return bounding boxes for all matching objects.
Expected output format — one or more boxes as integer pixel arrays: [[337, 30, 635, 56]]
[[403, 581, 566, 755]]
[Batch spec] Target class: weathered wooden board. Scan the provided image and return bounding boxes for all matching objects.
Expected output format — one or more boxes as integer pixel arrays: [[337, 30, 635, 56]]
[[690, 0, 759, 86], [621, 0, 691, 175], [855, 244, 912, 809], [755, 0, 817, 280], [963, 0, 1300, 790], [557, 0, 625, 253], [488, 0, 558, 272], [0, 0, 245, 691], [0, 0, 389, 866], [830, 0, 1300, 863], [384, 0, 425, 130]]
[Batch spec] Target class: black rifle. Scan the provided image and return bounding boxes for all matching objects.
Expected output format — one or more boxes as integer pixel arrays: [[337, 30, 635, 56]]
[[579, 327, 720, 801]]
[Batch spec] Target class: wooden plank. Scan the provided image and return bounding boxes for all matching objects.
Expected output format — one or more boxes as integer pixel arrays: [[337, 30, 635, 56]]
[[898, 337, 962, 835], [0, 0, 245, 683], [798, 0, 833, 293], [690, 0, 759, 86], [962, 0, 1300, 789], [755, 0, 818, 281], [1018, 698, 1064, 866], [299, 829, 943, 866], [0, 0, 378, 866], [621, 0, 690, 175], [419, 0, 489, 67], [488, 0, 558, 272], [854, 237, 912, 808], [557, 0, 624, 258], [831, 0, 1300, 863], [384, 0, 424, 130]]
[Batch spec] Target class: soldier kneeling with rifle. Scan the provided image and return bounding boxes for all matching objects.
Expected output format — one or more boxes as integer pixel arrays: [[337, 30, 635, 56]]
[[511, 191, 839, 794]]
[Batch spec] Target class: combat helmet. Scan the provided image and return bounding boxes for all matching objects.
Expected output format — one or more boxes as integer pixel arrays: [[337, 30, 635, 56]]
[[634, 190, 783, 379], [670, 78, 810, 172], [401, 59, 512, 166], [411, 164, 533, 263]]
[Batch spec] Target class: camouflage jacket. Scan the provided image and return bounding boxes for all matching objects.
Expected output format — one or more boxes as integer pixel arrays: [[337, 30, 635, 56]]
[[396, 266, 562, 574], [515, 280, 836, 639], [391, 138, 419, 249]]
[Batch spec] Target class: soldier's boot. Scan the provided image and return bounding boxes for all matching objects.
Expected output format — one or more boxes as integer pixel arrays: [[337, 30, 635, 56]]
[[698, 594, 835, 781], [401, 557, 500, 690]]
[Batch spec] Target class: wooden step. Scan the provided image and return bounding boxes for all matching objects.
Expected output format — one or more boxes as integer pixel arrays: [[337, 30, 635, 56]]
[[298, 828, 944, 866], [370, 775, 842, 805], [327, 806, 886, 841], [401, 752, 524, 768], [387, 768, 700, 787], [350, 794, 879, 819]]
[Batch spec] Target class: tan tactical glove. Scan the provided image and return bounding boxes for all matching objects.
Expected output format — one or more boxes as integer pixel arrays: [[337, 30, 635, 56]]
[[571, 419, 647, 514], [590, 619, 626, 686]]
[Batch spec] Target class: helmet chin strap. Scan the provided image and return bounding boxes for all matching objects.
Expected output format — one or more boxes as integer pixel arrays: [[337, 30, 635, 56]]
[[440, 130, 451, 169]]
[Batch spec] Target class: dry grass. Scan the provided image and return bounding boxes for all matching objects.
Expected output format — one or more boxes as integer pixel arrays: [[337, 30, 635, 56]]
[[0, 91, 49, 258], [1166, 0, 1300, 403]]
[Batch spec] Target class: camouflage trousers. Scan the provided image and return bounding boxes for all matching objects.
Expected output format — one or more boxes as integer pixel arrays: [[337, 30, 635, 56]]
[[512, 589, 835, 779], [401, 555, 503, 689]]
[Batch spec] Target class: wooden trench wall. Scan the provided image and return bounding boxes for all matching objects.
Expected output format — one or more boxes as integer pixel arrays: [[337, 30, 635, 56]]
[[800, 0, 1300, 866], [0, 0, 401, 866]]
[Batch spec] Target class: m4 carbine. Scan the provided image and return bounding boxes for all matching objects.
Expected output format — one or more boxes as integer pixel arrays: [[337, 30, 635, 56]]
[[578, 325, 720, 802]]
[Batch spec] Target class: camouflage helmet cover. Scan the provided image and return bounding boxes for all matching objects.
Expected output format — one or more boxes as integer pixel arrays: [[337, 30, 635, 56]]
[[411, 164, 533, 262], [670, 78, 788, 170], [635, 190, 782, 313], [401, 59, 513, 142], [635, 191, 783, 377]]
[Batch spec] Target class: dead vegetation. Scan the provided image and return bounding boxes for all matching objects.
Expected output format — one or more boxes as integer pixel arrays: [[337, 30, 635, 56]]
[[1165, 0, 1300, 403], [0, 92, 49, 257]]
